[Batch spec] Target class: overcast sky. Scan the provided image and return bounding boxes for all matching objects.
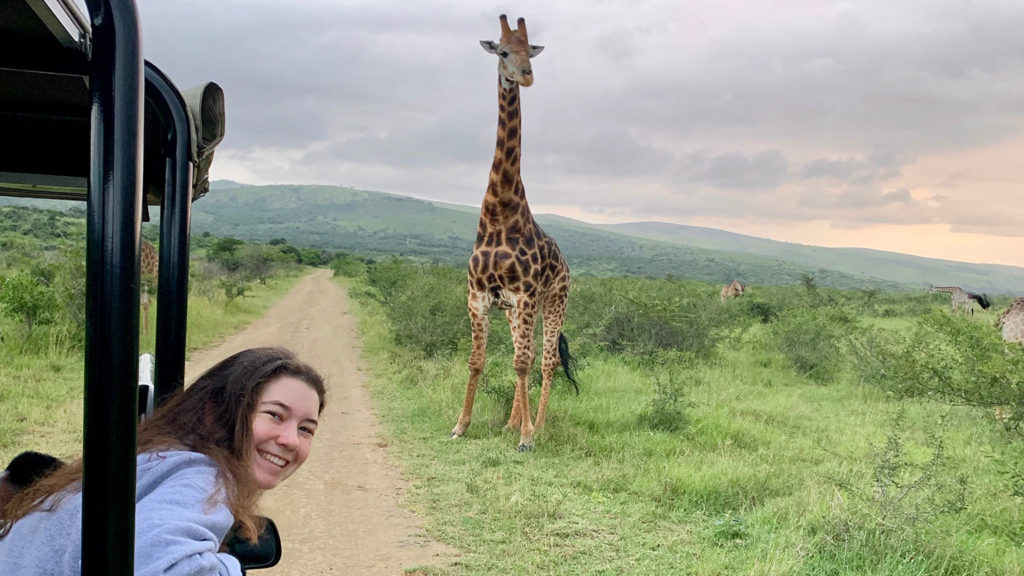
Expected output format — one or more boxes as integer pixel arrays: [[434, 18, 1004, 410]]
[[128, 0, 1024, 268]]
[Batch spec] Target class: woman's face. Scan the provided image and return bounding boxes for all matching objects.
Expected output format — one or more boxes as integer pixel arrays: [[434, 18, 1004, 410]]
[[250, 375, 321, 490]]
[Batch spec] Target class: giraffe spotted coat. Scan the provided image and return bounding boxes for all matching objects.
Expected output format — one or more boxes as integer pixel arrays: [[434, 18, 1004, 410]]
[[451, 15, 576, 452], [140, 239, 158, 335], [928, 285, 990, 315], [720, 279, 745, 302], [997, 298, 1024, 344]]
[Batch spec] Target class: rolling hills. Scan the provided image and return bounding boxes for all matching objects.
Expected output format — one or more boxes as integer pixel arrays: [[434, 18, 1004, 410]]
[[192, 182, 1023, 294], [3, 182, 1021, 293]]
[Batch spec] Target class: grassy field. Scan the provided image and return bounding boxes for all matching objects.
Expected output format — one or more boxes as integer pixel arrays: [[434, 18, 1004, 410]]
[[0, 270, 307, 465], [342, 269, 1024, 576], [4, 234, 1022, 575]]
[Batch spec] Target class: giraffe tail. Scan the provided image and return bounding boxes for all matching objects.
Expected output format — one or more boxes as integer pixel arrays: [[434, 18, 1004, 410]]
[[557, 332, 580, 395], [968, 292, 992, 310]]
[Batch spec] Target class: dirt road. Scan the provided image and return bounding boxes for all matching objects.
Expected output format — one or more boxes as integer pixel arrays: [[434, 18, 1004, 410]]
[[184, 269, 456, 575]]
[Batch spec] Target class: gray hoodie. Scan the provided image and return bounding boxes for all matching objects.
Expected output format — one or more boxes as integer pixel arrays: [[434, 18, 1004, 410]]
[[0, 450, 242, 575]]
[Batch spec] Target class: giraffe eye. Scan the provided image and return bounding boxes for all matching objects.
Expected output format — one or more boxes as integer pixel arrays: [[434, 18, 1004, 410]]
[[499, 51, 509, 58]]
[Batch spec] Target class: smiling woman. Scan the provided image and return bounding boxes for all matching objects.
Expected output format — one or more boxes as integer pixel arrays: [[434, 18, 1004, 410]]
[[0, 347, 327, 576], [251, 375, 322, 490]]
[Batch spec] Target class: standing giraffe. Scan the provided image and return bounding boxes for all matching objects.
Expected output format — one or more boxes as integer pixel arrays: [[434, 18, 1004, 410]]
[[927, 285, 991, 316], [720, 279, 745, 303], [450, 15, 577, 452], [996, 298, 1024, 344], [140, 239, 158, 335]]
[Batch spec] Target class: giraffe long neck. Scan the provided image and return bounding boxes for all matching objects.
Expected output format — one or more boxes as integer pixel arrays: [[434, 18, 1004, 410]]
[[483, 80, 528, 217]]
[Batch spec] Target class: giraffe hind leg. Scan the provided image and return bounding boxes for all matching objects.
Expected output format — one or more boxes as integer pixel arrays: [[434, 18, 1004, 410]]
[[535, 289, 571, 431]]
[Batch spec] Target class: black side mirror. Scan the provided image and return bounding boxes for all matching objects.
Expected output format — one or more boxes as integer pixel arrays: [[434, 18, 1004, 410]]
[[223, 516, 282, 571]]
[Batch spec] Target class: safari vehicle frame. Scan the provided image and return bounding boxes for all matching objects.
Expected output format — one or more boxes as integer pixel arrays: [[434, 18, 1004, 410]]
[[1, 0, 229, 572]]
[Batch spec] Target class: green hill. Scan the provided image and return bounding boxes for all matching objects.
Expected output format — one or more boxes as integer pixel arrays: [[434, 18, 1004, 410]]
[[601, 221, 1024, 295], [5, 183, 1021, 293], [190, 183, 1022, 293]]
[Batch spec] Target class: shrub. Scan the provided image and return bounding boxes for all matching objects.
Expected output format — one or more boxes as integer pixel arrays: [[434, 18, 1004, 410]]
[[219, 276, 251, 300], [365, 256, 418, 304], [833, 409, 967, 530], [638, 362, 693, 432], [870, 311, 1024, 433], [206, 237, 245, 271], [0, 273, 57, 331], [768, 307, 856, 384], [367, 258, 468, 357], [602, 290, 723, 359], [740, 299, 778, 324], [330, 253, 367, 278], [190, 260, 226, 304]]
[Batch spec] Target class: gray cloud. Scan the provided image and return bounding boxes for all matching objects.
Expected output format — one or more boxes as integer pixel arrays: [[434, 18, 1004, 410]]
[[676, 150, 789, 190], [126, 0, 1024, 249]]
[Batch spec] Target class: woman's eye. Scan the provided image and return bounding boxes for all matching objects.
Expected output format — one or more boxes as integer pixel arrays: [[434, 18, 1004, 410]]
[[300, 426, 316, 437], [265, 411, 283, 422]]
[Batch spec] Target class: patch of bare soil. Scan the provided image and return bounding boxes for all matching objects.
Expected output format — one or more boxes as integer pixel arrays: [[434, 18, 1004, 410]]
[[184, 269, 457, 575]]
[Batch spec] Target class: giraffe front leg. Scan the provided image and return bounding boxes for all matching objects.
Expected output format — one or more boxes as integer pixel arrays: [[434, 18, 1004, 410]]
[[504, 307, 523, 429], [512, 307, 538, 451], [506, 383, 523, 430], [452, 295, 490, 439]]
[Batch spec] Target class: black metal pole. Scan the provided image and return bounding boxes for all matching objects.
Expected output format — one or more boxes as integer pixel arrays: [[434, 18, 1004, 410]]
[[83, 1, 143, 575], [144, 62, 193, 404]]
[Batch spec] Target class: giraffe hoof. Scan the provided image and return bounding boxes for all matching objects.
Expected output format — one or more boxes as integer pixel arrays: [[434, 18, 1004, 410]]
[[517, 443, 533, 452], [450, 423, 469, 439]]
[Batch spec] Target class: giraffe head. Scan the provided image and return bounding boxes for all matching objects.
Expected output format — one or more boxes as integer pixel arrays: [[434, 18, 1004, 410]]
[[481, 15, 544, 88]]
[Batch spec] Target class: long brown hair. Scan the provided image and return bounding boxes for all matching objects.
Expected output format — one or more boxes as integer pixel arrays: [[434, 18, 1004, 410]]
[[1, 347, 327, 541]]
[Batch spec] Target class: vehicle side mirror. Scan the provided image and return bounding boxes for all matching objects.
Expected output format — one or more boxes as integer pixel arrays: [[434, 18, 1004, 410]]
[[223, 516, 282, 571]]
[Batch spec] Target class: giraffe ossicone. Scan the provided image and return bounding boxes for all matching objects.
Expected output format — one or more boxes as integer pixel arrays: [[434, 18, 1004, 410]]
[[451, 15, 577, 452]]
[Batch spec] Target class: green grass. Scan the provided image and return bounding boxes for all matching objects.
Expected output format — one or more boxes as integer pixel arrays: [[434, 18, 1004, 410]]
[[0, 269, 307, 465], [348, 283, 1024, 575]]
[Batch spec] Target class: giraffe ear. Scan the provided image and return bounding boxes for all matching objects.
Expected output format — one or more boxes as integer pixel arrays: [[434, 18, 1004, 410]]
[[480, 40, 499, 54], [529, 44, 544, 57]]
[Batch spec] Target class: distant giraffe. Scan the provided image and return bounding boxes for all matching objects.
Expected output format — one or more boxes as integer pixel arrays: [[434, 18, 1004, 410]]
[[720, 279, 745, 303], [450, 15, 577, 452], [927, 285, 991, 316], [140, 239, 158, 335], [996, 298, 1024, 344]]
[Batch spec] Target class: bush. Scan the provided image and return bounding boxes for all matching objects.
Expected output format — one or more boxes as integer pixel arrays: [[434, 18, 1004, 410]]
[[366, 258, 468, 357], [330, 253, 367, 278], [190, 260, 226, 304], [0, 274, 57, 331], [768, 307, 856, 384], [569, 277, 725, 359], [870, 311, 1024, 433], [219, 276, 251, 300], [638, 367, 692, 432], [740, 299, 778, 324], [365, 256, 418, 304], [833, 409, 966, 530]]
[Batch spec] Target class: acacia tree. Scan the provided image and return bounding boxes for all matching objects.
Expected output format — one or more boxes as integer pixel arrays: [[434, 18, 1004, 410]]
[[800, 273, 817, 294]]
